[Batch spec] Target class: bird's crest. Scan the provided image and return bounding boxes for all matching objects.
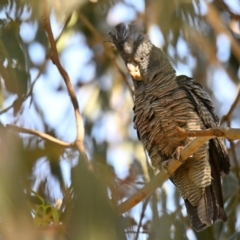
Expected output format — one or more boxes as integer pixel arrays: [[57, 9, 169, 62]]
[[108, 23, 147, 56]]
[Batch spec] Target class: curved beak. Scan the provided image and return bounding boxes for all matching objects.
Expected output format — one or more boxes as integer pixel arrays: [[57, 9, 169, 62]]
[[127, 62, 142, 81]]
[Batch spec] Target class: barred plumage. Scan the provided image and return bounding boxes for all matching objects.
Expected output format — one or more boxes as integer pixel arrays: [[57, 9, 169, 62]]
[[108, 24, 230, 232]]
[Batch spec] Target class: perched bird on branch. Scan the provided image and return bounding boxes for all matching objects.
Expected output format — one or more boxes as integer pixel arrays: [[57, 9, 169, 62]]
[[108, 24, 230, 232]]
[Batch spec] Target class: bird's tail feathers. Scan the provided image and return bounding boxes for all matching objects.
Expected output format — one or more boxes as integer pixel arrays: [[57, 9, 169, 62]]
[[185, 184, 227, 232]]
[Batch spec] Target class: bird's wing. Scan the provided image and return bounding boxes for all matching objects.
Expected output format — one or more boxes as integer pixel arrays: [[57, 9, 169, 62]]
[[176, 75, 230, 175]]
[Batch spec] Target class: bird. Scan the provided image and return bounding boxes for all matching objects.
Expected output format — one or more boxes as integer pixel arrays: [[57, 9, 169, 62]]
[[108, 23, 230, 232]]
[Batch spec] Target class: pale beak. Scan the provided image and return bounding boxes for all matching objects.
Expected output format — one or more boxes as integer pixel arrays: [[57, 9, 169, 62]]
[[127, 62, 142, 81]]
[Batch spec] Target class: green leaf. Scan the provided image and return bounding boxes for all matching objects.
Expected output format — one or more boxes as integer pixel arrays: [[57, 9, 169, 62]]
[[0, 19, 29, 97]]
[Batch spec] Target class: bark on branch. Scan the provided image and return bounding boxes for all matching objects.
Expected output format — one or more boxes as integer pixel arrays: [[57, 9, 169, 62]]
[[4, 0, 91, 169], [41, 0, 90, 169], [42, 1, 85, 149], [6, 125, 75, 148], [117, 126, 240, 215], [176, 126, 240, 141]]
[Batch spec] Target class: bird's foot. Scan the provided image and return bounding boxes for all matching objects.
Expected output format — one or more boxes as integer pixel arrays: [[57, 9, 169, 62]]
[[161, 146, 185, 174], [161, 160, 169, 172], [172, 146, 184, 162]]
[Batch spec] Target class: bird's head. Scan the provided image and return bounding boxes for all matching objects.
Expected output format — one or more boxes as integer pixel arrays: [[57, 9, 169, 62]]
[[108, 23, 175, 83]]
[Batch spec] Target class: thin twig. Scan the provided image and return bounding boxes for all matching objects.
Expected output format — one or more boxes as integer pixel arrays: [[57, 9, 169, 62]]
[[135, 197, 150, 240], [42, 1, 90, 168], [78, 12, 134, 96], [221, 89, 240, 125], [116, 170, 167, 215], [0, 15, 72, 115], [28, 14, 72, 104], [216, 0, 240, 20], [0, 104, 13, 115], [7, 124, 75, 148], [126, 231, 149, 234], [206, 2, 240, 63], [220, 88, 240, 184]]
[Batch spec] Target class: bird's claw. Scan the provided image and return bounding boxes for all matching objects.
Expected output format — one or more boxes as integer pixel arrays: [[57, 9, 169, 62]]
[[161, 160, 173, 176], [161, 160, 169, 172], [172, 146, 184, 163]]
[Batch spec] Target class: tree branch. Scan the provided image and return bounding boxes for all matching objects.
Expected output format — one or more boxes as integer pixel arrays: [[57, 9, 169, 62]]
[[28, 14, 72, 104], [0, 104, 13, 115], [221, 89, 240, 124], [117, 135, 212, 214], [116, 168, 168, 215], [135, 197, 150, 240], [42, 0, 90, 168], [216, 0, 240, 21], [221, 90, 240, 184], [6, 125, 75, 148], [176, 126, 240, 141], [206, 2, 240, 63], [0, 14, 71, 116], [117, 126, 240, 215]]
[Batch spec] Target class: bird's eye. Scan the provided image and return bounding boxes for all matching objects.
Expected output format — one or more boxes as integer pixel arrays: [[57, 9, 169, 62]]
[[140, 57, 144, 61]]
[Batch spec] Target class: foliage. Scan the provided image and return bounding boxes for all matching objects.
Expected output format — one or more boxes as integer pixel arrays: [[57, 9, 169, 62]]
[[0, 0, 240, 239]]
